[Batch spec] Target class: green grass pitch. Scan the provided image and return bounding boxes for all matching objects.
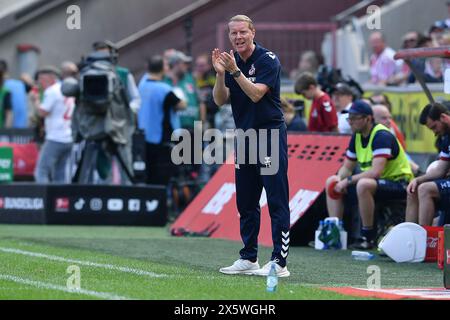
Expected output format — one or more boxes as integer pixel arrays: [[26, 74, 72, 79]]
[[0, 224, 443, 300]]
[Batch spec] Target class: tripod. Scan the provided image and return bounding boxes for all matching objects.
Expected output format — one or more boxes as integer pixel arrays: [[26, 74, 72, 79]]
[[72, 138, 135, 184]]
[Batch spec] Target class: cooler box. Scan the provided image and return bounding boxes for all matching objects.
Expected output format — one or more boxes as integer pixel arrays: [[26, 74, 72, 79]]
[[424, 226, 443, 262]]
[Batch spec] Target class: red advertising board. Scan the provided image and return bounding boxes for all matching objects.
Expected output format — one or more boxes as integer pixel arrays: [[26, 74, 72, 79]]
[[0, 143, 39, 177], [171, 134, 351, 246]]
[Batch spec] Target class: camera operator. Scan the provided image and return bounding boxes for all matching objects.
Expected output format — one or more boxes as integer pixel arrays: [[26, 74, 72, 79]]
[[63, 48, 135, 184], [92, 40, 141, 184]]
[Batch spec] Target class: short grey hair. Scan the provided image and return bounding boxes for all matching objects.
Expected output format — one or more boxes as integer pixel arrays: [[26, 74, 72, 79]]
[[228, 15, 255, 32]]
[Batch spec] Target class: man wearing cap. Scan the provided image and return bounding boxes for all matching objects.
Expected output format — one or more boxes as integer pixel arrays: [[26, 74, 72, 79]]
[[31, 66, 75, 183], [325, 100, 413, 249], [165, 50, 203, 129], [332, 83, 354, 134]]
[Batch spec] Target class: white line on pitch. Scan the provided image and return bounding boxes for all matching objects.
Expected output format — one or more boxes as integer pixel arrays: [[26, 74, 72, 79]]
[[0, 274, 131, 300], [0, 247, 166, 278]]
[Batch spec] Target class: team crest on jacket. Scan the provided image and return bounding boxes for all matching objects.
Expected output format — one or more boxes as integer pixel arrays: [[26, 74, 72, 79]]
[[323, 101, 332, 112], [249, 64, 255, 76]]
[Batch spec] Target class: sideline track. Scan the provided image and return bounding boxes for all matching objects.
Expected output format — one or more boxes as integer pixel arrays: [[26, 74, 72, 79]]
[[0, 247, 166, 278], [0, 274, 131, 300]]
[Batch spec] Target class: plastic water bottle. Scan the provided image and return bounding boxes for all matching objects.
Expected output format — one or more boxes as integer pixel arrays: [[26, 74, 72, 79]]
[[318, 220, 324, 231], [266, 262, 278, 292], [351, 250, 375, 261]]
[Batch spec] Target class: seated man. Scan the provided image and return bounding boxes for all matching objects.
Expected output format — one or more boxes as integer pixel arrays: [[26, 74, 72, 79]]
[[406, 103, 450, 226], [372, 104, 420, 175], [325, 100, 413, 249]]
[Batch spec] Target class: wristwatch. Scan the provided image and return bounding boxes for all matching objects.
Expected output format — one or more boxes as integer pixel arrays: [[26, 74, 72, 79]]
[[230, 69, 241, 78]]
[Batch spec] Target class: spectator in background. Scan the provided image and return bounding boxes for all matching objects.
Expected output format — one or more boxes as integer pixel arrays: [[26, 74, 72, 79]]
[[445, 1, 450, 28], [0, 68, 13, 128], [165, 50, 203, 179], [368, 32, 397, 86], [31, 66, 74, 183], [165, 50, 203, 129], [294, 72, 338, 132], [289, 50, 322, 81], [60, 61, 79, 79], [280, 98, 306, 132], [0, 60, 29, 128], [325, 100, 413, 249], [389, 31, 422, 85], [331, 83, 354, 134], [429, 20, 448, 45], [138, 55, 186, 185], [194, 53, 218, 129]]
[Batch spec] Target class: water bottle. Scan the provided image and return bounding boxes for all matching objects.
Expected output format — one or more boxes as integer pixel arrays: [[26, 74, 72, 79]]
[[338, 221, 344, 231], [351, 250, 375, 261], [266, 262, 278, 292], [318, 220, 324, 231]]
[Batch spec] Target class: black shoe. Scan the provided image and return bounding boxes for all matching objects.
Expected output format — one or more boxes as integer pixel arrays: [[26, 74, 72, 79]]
[[350, 237, 375, 250]]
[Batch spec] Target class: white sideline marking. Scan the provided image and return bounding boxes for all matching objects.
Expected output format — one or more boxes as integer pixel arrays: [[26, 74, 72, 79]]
[[0, 247, 166, 278], [0, 274, 130, 300]]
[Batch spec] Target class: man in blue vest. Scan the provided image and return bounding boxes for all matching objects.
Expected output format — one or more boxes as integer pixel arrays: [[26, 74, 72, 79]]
[[0, 60, 28, 128], [138, 55, 186, 185], [213, 15, 290, 277]]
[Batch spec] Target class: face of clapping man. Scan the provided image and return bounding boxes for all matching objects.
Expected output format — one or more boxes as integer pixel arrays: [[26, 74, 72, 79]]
[[228, 20, 255, 58]]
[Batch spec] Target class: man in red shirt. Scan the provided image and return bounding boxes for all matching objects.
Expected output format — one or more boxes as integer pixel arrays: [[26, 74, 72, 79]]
[[294, 72, 338, 132]]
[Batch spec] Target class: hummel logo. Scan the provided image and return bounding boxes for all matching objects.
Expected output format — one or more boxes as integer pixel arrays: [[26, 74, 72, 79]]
[[264, 157, 271, 168], [281, 251, 288, 258], [282, 245, 289, 252], [267, 52, 276, 60], [282, 231, 289, 238], [282, 238, 290, 245]]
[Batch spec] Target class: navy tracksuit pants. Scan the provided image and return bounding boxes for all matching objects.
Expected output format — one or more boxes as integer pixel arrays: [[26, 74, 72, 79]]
[[235, 124, 290, 267]]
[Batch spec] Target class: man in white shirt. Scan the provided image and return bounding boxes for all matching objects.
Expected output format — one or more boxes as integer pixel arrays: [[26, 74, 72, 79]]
[[368, 32, 397, 85], [32, 66, 74, 183], [332, 83, 354, 134]]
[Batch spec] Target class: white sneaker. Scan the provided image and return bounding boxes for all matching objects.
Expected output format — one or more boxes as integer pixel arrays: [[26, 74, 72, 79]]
[[219, 259, 260, 275], [252, 260, 290, 277]]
